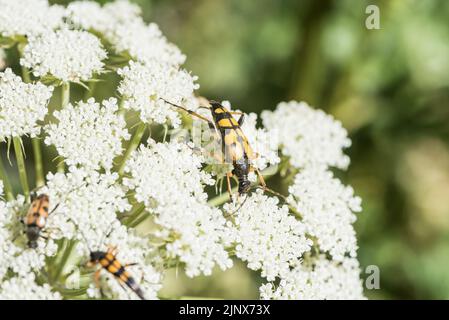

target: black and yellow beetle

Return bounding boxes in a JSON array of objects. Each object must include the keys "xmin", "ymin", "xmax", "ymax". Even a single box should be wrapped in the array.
[
  {"xmin": 162, "ymin": 98, "xmax": 266, "ymax": 198},
  {"xmin": 23, "ymin": 193, "xmax": 59, "ymax": 249},
  {"xmin": 88, "ymin": 245, "xmax": 146, "ymax": 300}
]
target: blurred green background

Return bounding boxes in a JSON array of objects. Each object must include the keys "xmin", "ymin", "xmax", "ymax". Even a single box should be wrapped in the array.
[{"xmin": 41, "ymin": 0, "xmax": 448, "ymax": 299}]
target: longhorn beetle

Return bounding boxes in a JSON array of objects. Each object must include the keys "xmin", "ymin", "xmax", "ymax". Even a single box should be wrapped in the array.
[
  {"xmin": 88, "ymin": 245, "xmax": 146, "ymax": 300},
  {"xmin": 22, "ymin": 184, "xmax": 87, "ymax": 249},
  {"xmin": 162, "ymin": 98, "xmax": 267, "ymax": 199},
  {"xmin": 73, "ymin": 226, "xmax": 146, "ymax": 300},
  {"xmin": 23, "ymin": 193, "xmax": 59, "ymax": 249}
]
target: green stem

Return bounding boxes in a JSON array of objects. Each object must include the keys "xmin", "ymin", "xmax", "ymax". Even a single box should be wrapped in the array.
[
  {"xmin": 19, "ymin": 45, "xmax": 45, "ymax": 187},
  {"xmin": 13, "ymin": 137, "xmax": 29, "ymax": 200},
  {"xmin": 21, "ymin": 65, "xmax": 31, "ymax": 83},
  {"xmin": 61, "ymin": 82, "xmax": 70, "ymax": 108},
  {"xmin": 129, "ymin": 211, "xmax": 149, "ymax": 228},
  {"xmin": 57, "ymin": 83, "xmax": 70, "ymax": 173},
  {"xmin": 0, "ymin": 154, "xmax": 14, "ymax": 201},
  {"xmin": 117, "ymin": 122, "xmax": 146, "ymax": 176},
  {"xmin": 32, "ymin": 139, "xmax": 44, "ymax": 188},
  {"xmin": 53, "ymin": 240, "xmax": 77, "ymax": 283},
  {"xmin": 122, "ymin": 203, "xmax": 145, "ymax": 226},
  {"xmin": 118, "ymin": 99, "xmax": 126, "ymax": 117}
]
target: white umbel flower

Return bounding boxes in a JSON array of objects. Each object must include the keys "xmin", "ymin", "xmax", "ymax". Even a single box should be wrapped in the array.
[
  {"xmin": 0, "ymin": 274, "xmax": 62, "ymax": 300},
  {"xmin": 155, "ymin": 199, "xmax": 233, "ymax": 278},
  {"xmin": 44, "ymin": 98, "xmax": 130, "ymax": 171},
  {"xmin": 0, "ymin": 0, "xmax": 64, "ymax": 37},
  {"xmin": 124, "ymin": 140, "xmax": 232, "ymax": 277},
  {"xmin": 288, "ymin": 166, "xmax": 362, "ymax": 261},
  {"xmin": 66, "ymin": 1, "xmax": 182, "ymax": 65},
  {"xmin": 124, "ymin": 140, "xmax": 213, "ymax": 208},
  {"xmin": 44, "ymin": 167, "xmax": 131, "ymax": 247},
  {"xmin": 0, "ymin": 68, "xmax": 53, "ymax": 140},
  {"xmin": 260, "ymin": 255, "xmax": 365, "ymax": 300},
  {"xmin": 0, "ymin": 191, "xmax": 16, "ymax": 280},
  {"xmin": 106, "ymin": 19, "xmax": 186, "ymax": 66},
  {"xmin": 224, "ymin": 190, "xmax": 312, "ymax": 281},
  {"xmin": 66, "ymin": 0, "xmax": 141, "ymax": 34},
  {"xmin": 262, "ymin": 101, "xmax": 351, "ymax": 169},
  {"xmin": 66, "ymin": 1, "xmax": 108, "ymax": 31},
  {"xmin": 0, "ymin": 194, "xmax": 58, "ymax": 282},
  {"xmin": 20, "ymin": 29, "xmax": 107, "ymax": 82},
  {"xmin": 118, "ymin": 61, "xmax": 199, "ymax": 126}
]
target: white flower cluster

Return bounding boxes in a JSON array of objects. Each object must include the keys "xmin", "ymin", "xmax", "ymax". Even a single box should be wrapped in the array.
[
  {"xmin": 44, "ymin": 98, "xmax": 130, "ymax": 171},
  {"xmin": 225, "ymin": 190, "xmax": 312, "ymax": 281},
  {"xmin": 262, "ymin": 101, "xmax": 351, "ymax": 169},
  {"xmin": 288, "ymin": 166, "xmax": 362, "ymax": 260},
  {"xmin": 118, "ymin": 61, "xmax": 199, "ymax": 126},
  {"xmin": 0, "ymin": 0, "xmax": 365, "ymax": 300},
  {"xmin": 66, "ymin": 1, "xmax": 185, "ymax": 66},
  {"xmin": 0, "ymin": 190, "xmax": 59, "ymax": 299},
  {"xmin": 260, "ymin": 255, "xmax": 365, "ymax": 300},
  {"xmin": 44, "ymin": 168, "xmax": 162, "ymax": 300},
  {"xmin": 0, "ymin": 275, "xmax": 62, "ymax": 300},
  {"xmin": 0, "ymin": 0, "xmax": 64, "ymax": 37},
  {"xmin": 20, "ymin": 29, "xmax": 107, "ymax": 82},
  {"xmin": 66, "ymin": 0, "xmax": 141, "ymax": 33},
  {"xmin": 124, "ymin": 140, "xmax": 233, "ymax": 277},
  {"xmin": 0, "ymin": 68, "xmax": 53, "ymax": 140},
  {"xmin": 107, "ymin": 20, "xmax": 186, "ymax": 66},
  {"xmin": 44, "ymin": 167, "xmax": 130, "ymax": 246}
]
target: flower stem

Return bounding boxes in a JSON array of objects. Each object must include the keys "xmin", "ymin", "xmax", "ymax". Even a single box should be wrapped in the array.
[
  {"xmin": 0, "ymin": 154, "xmax": 14, "ymax": 201},
  {"xmin": 21, "ymin": 65, "xmax": 31, "ymax": 83},
  {"xmin": 32, "ymin": 138, "xmax": 44, "ymax": 188},
  {"xmin": 58, "ymin": 83, "xmax": 70, "ymax": 173},
  {"xmin": 13, "ymin": 137, "xmax": 30, "ymax": 200},
  {"xmin": 52, "ymin": 239, "xmax": 77, "ymax": 283},
  {"xmin": 61, "ymin": 82, "xmax": 70, "ymax": 107},
  {"xmin": 118, "ymin": 99, "xmax": 126, "ymax": 116},
  {"xmin": 122, "ymin": 203, "xmax": 145, "ymax": 226},
  {"xmin": 117, "ymin": 122, "xmax": 146, "ymax": 176},
  {"xmin": 19, "ymin": 57, "xmax": 45, "ymax": 187}
]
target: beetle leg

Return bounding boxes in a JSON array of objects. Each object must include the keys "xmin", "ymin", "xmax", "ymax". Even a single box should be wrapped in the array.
[
  {"xmin": 107, "ymin": 245, "xmax": 118, "ymax": 256},
  {"xmin": 125, "ymin": 262, "xmax": 138, "ymax": 267},
  {"xmin": 94, "ymin": 268, "xmax": 102, "ymax": 289},
  {"xmin": 255, "ymin": 167, "xmax": 267, "ymax": 189}
]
